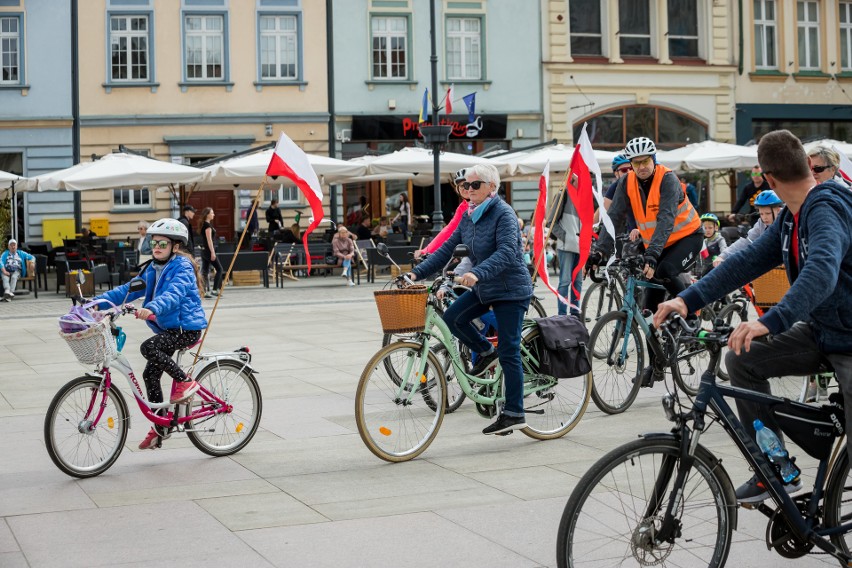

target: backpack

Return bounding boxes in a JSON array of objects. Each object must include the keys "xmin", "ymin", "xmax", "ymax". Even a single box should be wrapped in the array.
[{"xmin": 534, "ymin": 315, "xmax": 592, "ymax": 379}]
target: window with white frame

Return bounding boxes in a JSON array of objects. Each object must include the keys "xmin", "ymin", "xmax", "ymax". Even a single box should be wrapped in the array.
[
  {"xmin": 754, "ymin": 0, "xmax": 777, "ymax": 69},
  {"xmin": 113, "ymin": 188, "xmax": 151, "ymax": 209},
  {"xmin": 569, "ymin": 0, "xmax": 602, "ymax": 56},
  {"xmin": 446, "ymin": 17, "xmax": 481, "ymax": 80},
  {"xmin": 110, "ymin": 15, "xmax": 150, "ymax": 81},
  {"xmin": 797, "ymin": 0, "xmax": 820, "ymax": 69},
  {"xmin": 668, "ymin": 0, "xmax": 699, "ymax": 57},
  {"xmin": 185, "ymin": 14, "xmax": 224, "ymax": 80},
  {"xmin": 618, "ymin": 0, "xmax": 651, "ymax": 56},
  {"xmin": 842, "ymin": 1, "xmax": 852, "ymax": 71},
  {"xmin": 0, "ymin": 16, "xmax": 20, "ymax": 84},
  {"xmin": 260, "ymin": 15, "xmax": 298, "ymax": 80},
  {"xmin": 371, "ymin": 16, "xmax": 408, "ymax": 79},
  {"xmin": 264, "ymin": 185, "xmax": 300, "ymax": 205}
]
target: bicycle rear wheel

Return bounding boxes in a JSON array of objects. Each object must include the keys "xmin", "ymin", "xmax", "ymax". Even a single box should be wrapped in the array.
[
  {"xmin": 44, "ymin": 376, "xmax": 129, "ymax": 478},
  {"xmin": 824, "ymin": 450, "xmax": 852, "ymax": 555},
  {"xmin": 518, "ymin": 328, "xmax": 591, "ymax": 440},
  {"xmin": 432, "ymin": 342, "xmax": 467, "ymax": 413},
  {"xmin": 556, "ymin": 437, "xmax": 735, "ymax": 568},
  {"xmin": 356, "ymin": 341, "xmax": 446, "ymax": 462},
  {"xmin": 527, "ymin": 296, "xmax": 547, "ymax": 319},
  {"xmin": 716, "ymin": 303, "xmax": 746, "ymax": 382},
  {"xmin": 588, "ymin": 311, "xmax": 643, "ymax": 414},
  {"xmin": 185, "ymin": 360, "xmax": 262, "ymax": 456}
]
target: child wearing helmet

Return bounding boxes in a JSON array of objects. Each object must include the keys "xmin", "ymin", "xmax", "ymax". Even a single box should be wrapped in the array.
[
  {"xmin": 92, "ymin": 217, "xmax": 208, "ymax": 450},
  {"xmin": 697, "ymin": 213, "xmax": 727, "ymax": 276},
  {"xmin": 714, "ymin": 190, "xmax": 784, "ymax": 268}
]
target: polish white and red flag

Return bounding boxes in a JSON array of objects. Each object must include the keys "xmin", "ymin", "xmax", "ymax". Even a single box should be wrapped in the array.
[
  {"xmin": 532, "ymin": 160, "xmax": 571, "ymax": 309},
  {"xmin": 445, "ymin": 84, "xmax": 454, "ymax": 115},
  {"xmin": 266, "ymin": 132, "xmax": 325, "ymax": 270},
  {"xmin": 832, "ymin": 145, "xmax": 852, "ymax": 185}
]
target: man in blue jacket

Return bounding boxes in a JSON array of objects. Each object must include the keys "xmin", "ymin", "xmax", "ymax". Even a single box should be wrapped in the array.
[{"xmin": 654, "ymin": 129, "xmax": 852, "ymax": 503}]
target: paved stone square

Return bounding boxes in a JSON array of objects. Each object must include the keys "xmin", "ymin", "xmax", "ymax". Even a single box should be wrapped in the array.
[{"xmin": 0, "ymin": 278, "xmax": 835, "ymax": 566}]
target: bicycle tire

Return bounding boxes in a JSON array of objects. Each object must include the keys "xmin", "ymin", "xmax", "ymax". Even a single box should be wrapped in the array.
[
  {"xmin": 44, "ymin": 376, "xmax": 129, "ymax": 478},
  {"xmin": 588, "ymin": 311, "xmax": 643, "ymax": 414},
  {"xmin": 581, "ymin": 281, "xmax": 622, "ymax": 327},
  {"xmin": 355, "ymin": 341, "xmax": 446, "ymax": 462},
  {"xmin": 672, "ymin": 340, "xmax": 715, "ymax": 397},
  {"xmin": 432, "ymin": 343, "xmax": 467, "ymax": 413},
  {"xmin": 185, "ymin": 359, "xmax": 262, "ymax": 457},
  {"xmin": 716, "ymin": 303, "xmax": 747, "ymax": 382},
  {"xmin": 556, "ymin": 437, "xmax": 736, "ymax": 568},
  {"xmin": 528, "ymin": 296, "xmax": 547, "ymax": 319},
  {"xmin": 824, "ymin": 449, "xmax": 852, "ymax": 555},
  {"xmin": 517, "ymin": 327, "xmax": 592, "ymax": 440}
]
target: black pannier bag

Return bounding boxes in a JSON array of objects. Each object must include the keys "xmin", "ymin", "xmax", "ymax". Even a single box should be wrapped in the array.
[{"xmin": 534, "ymin": 315, "xmax": 591, "ymax": 379}]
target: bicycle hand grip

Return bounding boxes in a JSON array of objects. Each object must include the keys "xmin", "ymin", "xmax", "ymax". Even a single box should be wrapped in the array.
[{"xmin": 589, "ymin": 270, "xmax": 604, "ymax": 284}]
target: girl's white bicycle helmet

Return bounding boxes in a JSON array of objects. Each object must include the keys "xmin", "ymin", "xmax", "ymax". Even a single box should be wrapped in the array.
[
  {"xmin": 148, "ymin": 217, "xmax": 189, "ymax": 245},
  {"xmin": 623, "ymin": 137, "xmax": 657, "ymax": 160}
]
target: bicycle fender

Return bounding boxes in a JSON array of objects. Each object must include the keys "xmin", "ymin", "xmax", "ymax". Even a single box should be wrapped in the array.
[
  {"xmin": 195, "ymin": 356, "xmax": 259, "ymax": 377},
  {"xmin": 639, "ymin": 432, "xmax": 739, "ymax": 531}
]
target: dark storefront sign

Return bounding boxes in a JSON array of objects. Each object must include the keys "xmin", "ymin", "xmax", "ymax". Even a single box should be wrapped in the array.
[{"xmin": 352, "ymin": 114, "xmax": 508, "ymax": 141}]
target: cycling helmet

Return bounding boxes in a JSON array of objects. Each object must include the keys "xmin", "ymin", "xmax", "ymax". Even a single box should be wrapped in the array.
[
  {"xmin": 623, "ymin": 137, "xmax": 657, "ymax": 160},
  {"xmin": 611, "ymin": 154, "xmax": 630, "ymax": 171},
  {"xmin": 147, "ymin": 217, "xmax": 189, "ymax": 246},
  {"xmin": 700, "ymin": 213, "xmax": 720, "ymax": 227},
  {"xmin": 754, "ymin": 189, "xmax": 784, "ymax": 207},
  {"xmin": 454, "ymin": 168, "xmax": 467, "ymax": 184}
]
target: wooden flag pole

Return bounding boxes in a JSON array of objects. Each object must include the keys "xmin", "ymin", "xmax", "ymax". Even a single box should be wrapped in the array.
[
  {"xmin": 191, "ymin": 178, "xmax": 267, "ymax": 366},
  {"xmin": 530, "ymin": 167, "xmax": 573, "ymax": 283}
]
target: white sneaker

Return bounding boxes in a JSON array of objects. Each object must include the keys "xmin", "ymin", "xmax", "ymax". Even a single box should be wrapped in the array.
[
  {"xmin": 8, "ymin": 291, "xmax": 14, "ymax": 297},
  {"xmin": 348, "ymin": 280, "xmax": 355, "ymax": 287}
]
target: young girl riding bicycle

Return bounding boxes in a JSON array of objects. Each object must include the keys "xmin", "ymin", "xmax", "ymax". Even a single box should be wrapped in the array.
[{"xmin": 93, "ymin": 218, "xmax": 208, "ymax": 450}]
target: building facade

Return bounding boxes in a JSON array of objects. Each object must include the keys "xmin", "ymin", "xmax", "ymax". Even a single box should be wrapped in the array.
[
  {"xmin": 544, "ymin": 0, "xmax": 739, "ymax": 210},
  {"xmin": 332, "ymin": 0, "xmax": 545, "ymax": 223},
  {"xmin": 0, "ymin": 0, "xmax": 75, "ymax": 241},
  {"xmin": 734, "ymin": 0, "xmax": 852, "ymax": 145},
  {"xmin": 76, "ymin": 0, "xmax": 330, "ymax": 240}
]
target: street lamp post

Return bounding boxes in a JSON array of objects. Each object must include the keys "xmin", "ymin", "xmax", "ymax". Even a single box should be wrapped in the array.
[{"xmin": 419, "ymin": 0, "xmax": 451, "ymax": 235}]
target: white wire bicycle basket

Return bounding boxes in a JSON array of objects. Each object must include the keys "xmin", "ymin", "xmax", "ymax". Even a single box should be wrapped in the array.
[{"xmin": 59, "ymin": 318, "xmax": 119, "ymax": 367}]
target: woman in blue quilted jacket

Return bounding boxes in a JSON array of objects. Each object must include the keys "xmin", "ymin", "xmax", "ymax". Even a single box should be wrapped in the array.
[
  {"xmin": 408, "ymin": 164, "xmax": 533, "ymax": 436},
  {"xmin": 94, "ymin": 217, "xmax": 207, "ymax": 450}
]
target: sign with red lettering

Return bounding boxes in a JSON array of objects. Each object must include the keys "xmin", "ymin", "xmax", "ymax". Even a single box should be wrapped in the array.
[{"xmin": 351, "ymin": 114, "xmax": 507, "ymax": 141}]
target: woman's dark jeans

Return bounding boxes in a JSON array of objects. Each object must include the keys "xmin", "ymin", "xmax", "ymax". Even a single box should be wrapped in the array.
[{"xmin": 443, "ymin": 290, "xmax": 530, "ymax": 417}]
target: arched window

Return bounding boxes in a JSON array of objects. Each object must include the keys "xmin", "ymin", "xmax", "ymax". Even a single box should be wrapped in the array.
[{"xmin": 573, "ymin": 105, "xmax": 708, "ymax": 151}]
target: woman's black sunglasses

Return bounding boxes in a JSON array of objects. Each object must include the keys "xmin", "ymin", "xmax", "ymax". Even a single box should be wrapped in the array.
[
  {"xmin": 811, "ymin": 165, "xmax": 832, "ymax": 173},
  {"xmin": 462, "ymin": 180, "xmax": 488, "ymax": 190}
]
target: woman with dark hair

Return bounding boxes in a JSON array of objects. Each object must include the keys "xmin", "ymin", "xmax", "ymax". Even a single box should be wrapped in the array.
[
  {"xmin": 393, "ymin": 193, "xmax": 411, "ymax": 239},
  {"xmin": 198, "ymin": 207, "xmax": 223, "ymax": 298}
]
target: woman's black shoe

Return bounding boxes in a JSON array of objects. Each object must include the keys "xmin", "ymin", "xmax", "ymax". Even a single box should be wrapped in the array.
[{"xmin": 470, "ymin": 351, "xmax": 499, "ymax": 376}]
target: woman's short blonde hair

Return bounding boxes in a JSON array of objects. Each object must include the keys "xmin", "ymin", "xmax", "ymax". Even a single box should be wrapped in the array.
[
  {"xmin": 807, "ymin": 146, "xmax": 840, "ymax": 168},
  {"xmin": 137, "ymin": 220, "xmax": 149, "ymax": 230}
]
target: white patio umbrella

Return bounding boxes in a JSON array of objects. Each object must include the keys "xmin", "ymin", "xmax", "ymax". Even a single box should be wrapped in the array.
[
  {"xmin": 1, "ymin": 169, "xmax": 28, "ymax": 242},
  {"xmin": 201, "ymin": 148, "xmax": 368, "ymax": 187},
  {"xmin": 23, "ymin": 152, "xmax": 208, "ymax": 192},
  {"xmin": 365, "ymin": 147, "xmax": 492, "ymax": 183},
  {"xmin": 803, "ymin": 138, "xmax": 852, "ymax": 159},
  {"xmin": 0, "ymin": 168, "xmax": 20, "ymax": 189},
  {"xmin": 656, "ymin": 140, "xmax": 758, "ymax": 171},
  {"xmin": 510, "ymin": 144, "xmax": 616, "ymax": 177}
]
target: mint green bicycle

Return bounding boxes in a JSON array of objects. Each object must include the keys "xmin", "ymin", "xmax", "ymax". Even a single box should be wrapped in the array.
[{"xmin": 355, "ymin": 252, "xmax": 592, "ymax": 463}]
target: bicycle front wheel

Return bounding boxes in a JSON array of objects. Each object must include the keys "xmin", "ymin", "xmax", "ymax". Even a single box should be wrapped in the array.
[
  {"xmin": 356, "ymin": 341, "xmax": 446, "ymax": 462},
  {"xmin": 581, "ymin": 281, "xmax": 622, "ymax": 326},
  {"xmin": 44, "ymin": 376, "xmax": 129, "ymax": 478},
  {"xmin": 556, "ymin": 437, "xmax": 736, "ymax": 568},
  {"xmin": 518, "ymin": 328, "xmax": 592, "ymax": 440},
  {"xmin": 186, "ymin": 360, "xmax": 262, "ymax": 456},
  {"xmin": 432, "ymin": 342, "xmax": 467, "ymax": 413},
  {"xmin": 672, "ymin": 340, "xmax": 715, "ymax": 397},
  {"xmin": 716, "ymin": 303, "xmax": 747, "ymax": 382},
  {"xmin": 589, "ymin": 311, "xmax": 643, "ymax": 414}
]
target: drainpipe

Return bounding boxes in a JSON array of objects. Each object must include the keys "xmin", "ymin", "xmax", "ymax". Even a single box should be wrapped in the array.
[
  {"xmin": 71, "ymin": 0, "xmax": 81, "ymax": 232},
  {"xmin": 737, "ymin": 0, "xmax": 744, "ymax": 76},
  {"xmin": 326, "ymin": 0, "xmax": 337, "ymax": 224}
]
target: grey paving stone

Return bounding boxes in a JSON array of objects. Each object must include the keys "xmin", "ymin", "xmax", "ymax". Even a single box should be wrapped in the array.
[{"xmin": 195, "ymin": 491, "xmax": 328, "ymax": 531}]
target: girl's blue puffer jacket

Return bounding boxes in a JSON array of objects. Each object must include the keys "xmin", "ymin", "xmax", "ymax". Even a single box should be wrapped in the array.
[
  {"xmin": 412, "ymin": 197, "xmax": 533, "ymax": 304},
  {"xmin": 94, "ymin": 255, "xmax": 207, "ymax": 333}
]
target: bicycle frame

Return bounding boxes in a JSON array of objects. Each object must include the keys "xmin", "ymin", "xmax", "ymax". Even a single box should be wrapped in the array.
[
  {"xmin": 655, "ymin": 332, "xmax": 852, "ymax": 563},
  {"xmin": 80, "ymin": 335, "xmax": 253, "ymax": 432},
  {"xmin": 609, "ymin": 268, "xmax": 669, "ymax": 365},
  {"xmin": 393, "ymin": 300, "xmax": 554, "ymax": 410}
]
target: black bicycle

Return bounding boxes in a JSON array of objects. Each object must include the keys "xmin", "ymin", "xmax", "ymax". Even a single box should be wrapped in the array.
[{"xmin": 556, "ymin": 314, "xmax": 852, "ymax": 567}]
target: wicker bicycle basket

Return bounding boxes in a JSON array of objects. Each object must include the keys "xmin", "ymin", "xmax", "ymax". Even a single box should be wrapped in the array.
[
  {"xmin": 752, "ymin": 266, "xmax": 790, "ymax": 309},
  {"xmin": 59, "ymin": 319, "xmax": 119, "ymax": 367},
  {"xmin": 373, "ymin": 285, "xmax": 429, "ymax": 334}
]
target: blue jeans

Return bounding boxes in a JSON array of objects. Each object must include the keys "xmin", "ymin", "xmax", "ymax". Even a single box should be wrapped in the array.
[
  {"xmin": 557, "ymin": 250, "xmax": 582, "ymax": 316},
  {"xmin": 443, "ymin": 291, "xmax": 530, "ymax": 417},
  {"xmin": 341, "ymin": 258, "xmax": 352, "ymax": 275}
]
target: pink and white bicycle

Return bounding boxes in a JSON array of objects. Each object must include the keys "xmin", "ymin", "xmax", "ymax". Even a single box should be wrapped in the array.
[{"xmin": 44, "ymin": 279, "xmax": 262, "ymax": 478}]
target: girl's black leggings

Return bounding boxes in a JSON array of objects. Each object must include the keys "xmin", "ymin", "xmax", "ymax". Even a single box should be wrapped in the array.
[{"xmin": 140, "ymin": 329, "xmax": 202, "ymax": 403}]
